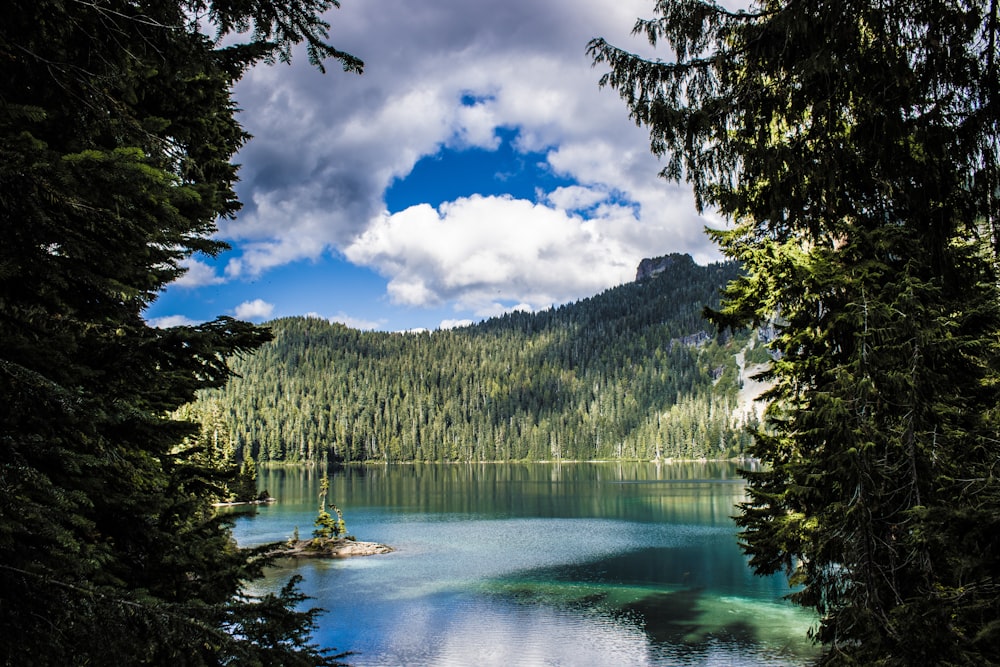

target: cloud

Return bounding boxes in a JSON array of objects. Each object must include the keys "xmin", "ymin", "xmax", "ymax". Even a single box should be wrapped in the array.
[
  {"xmin": 305, "ymin": 310, "xmax": 386, "ymax": 331},
  {"xmin": 234, "ymin": 299, "xmax": 275, "ymax": 321},
  {"xmin": 172, "ymin": 258, "xmax": 225, "ymax": 288},
  {"xmin": 325, "ymin": 311, "xmax": 386, "ymax": 331},
  {"xmin": 344, "ymin": 194, "xmax": 644, "ymax": 312},
  {"xmin": 215, "ymin": 0, "xmax": 722, "ymax": 304},
  {"xmin": 439, "ymin": 318, "xmax": 474, "ymax": 330},
  {"xmin": 545, "ymin": 185, "xmax": 610, "ymax": 213},
  {"xmin": 147, "ymin": 314, "xmax": 201, "ymax": 328}
]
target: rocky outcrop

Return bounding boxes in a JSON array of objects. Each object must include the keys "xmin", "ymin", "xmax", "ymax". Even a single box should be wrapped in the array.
[
  {"xmin": 669, "ymin": 330, "xmax": 711, "ymax": 350},
  {"xmin": 272, "ymin": 537, "xmax": 393, "ymax": 559},
  {"xmin": 635, "ymin": 253, "xmax": 692, "ymax": 282}
]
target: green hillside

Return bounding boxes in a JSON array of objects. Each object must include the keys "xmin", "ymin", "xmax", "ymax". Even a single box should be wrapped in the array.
[{"xmin": 186, "ymin": 254, "xmax": 767, "ymax": 463}]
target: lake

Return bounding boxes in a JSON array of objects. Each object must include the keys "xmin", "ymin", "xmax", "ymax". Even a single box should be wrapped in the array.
[{"xmin": 226, "ymin": 462, "xmax": 819, "ymax": 666}]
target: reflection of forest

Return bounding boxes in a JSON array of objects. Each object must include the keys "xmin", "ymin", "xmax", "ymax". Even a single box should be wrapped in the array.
[{"xmin": 260, "ymin": 461, "xmax": 751, "ymax": 524}]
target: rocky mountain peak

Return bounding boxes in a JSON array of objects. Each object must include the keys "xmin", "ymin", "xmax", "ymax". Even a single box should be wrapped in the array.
[{"xmin": 635, "ymin": 253, "xmax": 692, "ymax": 282}]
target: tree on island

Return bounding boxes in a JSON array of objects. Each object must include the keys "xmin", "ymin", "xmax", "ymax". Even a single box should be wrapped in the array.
[
  {"xmin": 1, "ymin": 0, "xmax": 361, "ymax": 664},
  {"xmin": 314, "ymin": 476, "xmax": 349, "ymax": 542},
  {"xmin": 592, "ymin": 1, "xmax": 1000, "ymax": 664}
]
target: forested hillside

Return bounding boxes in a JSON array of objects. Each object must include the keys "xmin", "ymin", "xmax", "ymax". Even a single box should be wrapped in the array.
[{"xmin": 190, "ymin": 254, "xmax": 767, "ymax": 463}]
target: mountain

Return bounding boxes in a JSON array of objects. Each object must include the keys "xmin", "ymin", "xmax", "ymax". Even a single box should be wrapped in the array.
[
  {"xmin": 186, "ymin": 254, "xmax": 771, "ymax": 463},
  {"xmin": 635, "ymin": 254, "xmax": 683, "ymax": 281}
]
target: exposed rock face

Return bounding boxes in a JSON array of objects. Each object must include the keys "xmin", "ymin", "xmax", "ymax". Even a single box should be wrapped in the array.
[
  {"xmin": 635, "ymin": 253, "xmax": 691, "ymax": 282},
  {"xmin": 669, "ymin": 330, "xmax": 711, "ymax": 350}
]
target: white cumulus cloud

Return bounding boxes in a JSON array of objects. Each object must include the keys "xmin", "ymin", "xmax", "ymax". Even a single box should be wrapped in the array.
[
  {"xmin": 234, "ymin": 299, "xmax": 275, "ymax": 321},
  {"xmin": 204, "ymin": 0, "xmax": 723, "ymax": 315},
  {"xmin": 344, "ymin": 194, "xmax": 641, "ymax": 313},
  {"xmin": 172, "ymin": 258, "xmax": 225, "ymax": 288},
  {"xmin": 327, "ymin": 311, "xmax": 386, "ymax": 331},
  {"xmin": 147, "ymin": 314, "xmax": 202, "ymax": 328}
]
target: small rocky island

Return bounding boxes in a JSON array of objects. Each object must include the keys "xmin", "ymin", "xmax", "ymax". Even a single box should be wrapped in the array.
[
  {"xmin": 272, "ymin": 474, "xmax": 392, "ymax": 559},
  {"xmin": 274, "ymin": 536, "xmax": 393, "ymax": 559}
]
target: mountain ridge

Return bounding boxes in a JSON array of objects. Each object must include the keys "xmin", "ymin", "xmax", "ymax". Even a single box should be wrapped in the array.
[{"xmin": 185, "ymin": 254, "xmax": 769, "ymax": 463}]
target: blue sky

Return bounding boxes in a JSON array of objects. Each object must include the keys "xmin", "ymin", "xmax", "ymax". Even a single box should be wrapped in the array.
[{"xmin": 145, "ymin": 0, "xmax": 725, "ymax": 332}]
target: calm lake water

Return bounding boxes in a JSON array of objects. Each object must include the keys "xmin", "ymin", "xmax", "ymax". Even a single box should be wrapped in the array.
[{"xmin": 226, "ymin": 462, "xmax": 819, "ymax": 666}]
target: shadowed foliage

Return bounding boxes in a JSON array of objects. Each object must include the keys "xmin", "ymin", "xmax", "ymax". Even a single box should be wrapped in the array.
[
  {"xmin": 1, "ymin": 0, "xmax": 360, "ymax": 663},
  {"xmin": 592, "ymin": 1, "xmax": 1000, "ymax": 664}
]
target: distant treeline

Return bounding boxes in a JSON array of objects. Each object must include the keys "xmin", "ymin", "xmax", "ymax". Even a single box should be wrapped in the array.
[{"xmin": 187, "ymin": 254, "xmax": 765, "ymax": 463}]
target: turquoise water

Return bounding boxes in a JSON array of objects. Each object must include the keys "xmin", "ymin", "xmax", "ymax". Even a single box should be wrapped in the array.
[{"xmin": 226, "ymin": 462, "xmax": 818, "ymax": 666}]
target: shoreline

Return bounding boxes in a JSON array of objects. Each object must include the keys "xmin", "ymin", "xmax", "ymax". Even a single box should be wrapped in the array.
[
  {"xmin": 258, "ymin": 457, "xmax": 762, "ymax": 468},
  {"xmin": 212, "ymin": 497, "xmax": 276, "ymax": 507}
]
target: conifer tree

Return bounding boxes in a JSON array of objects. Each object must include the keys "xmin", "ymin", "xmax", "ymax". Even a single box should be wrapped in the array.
[
  {"xmin": 1, "ymin": 0, "xmax": 360, "ymax": 663},
  {"xmin": 591, "ymin": 1, "xmax": 1000, "ymax": 664},
  {"xmin": 313, "ymin": 476, "xmax": 338, "ymax": 540}
]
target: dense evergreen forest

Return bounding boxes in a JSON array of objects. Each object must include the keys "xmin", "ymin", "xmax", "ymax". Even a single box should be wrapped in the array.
[
  {"xmin": 592, "ymin": 1, "xmax": 1000, "ymax": 663},
  {"xmin": 187, "ymin": 254, "xmax": 769, "ymax": 464},
  {"xmin": 1, "ymin": 1, "xmax": 362, "ymax": 663}
]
